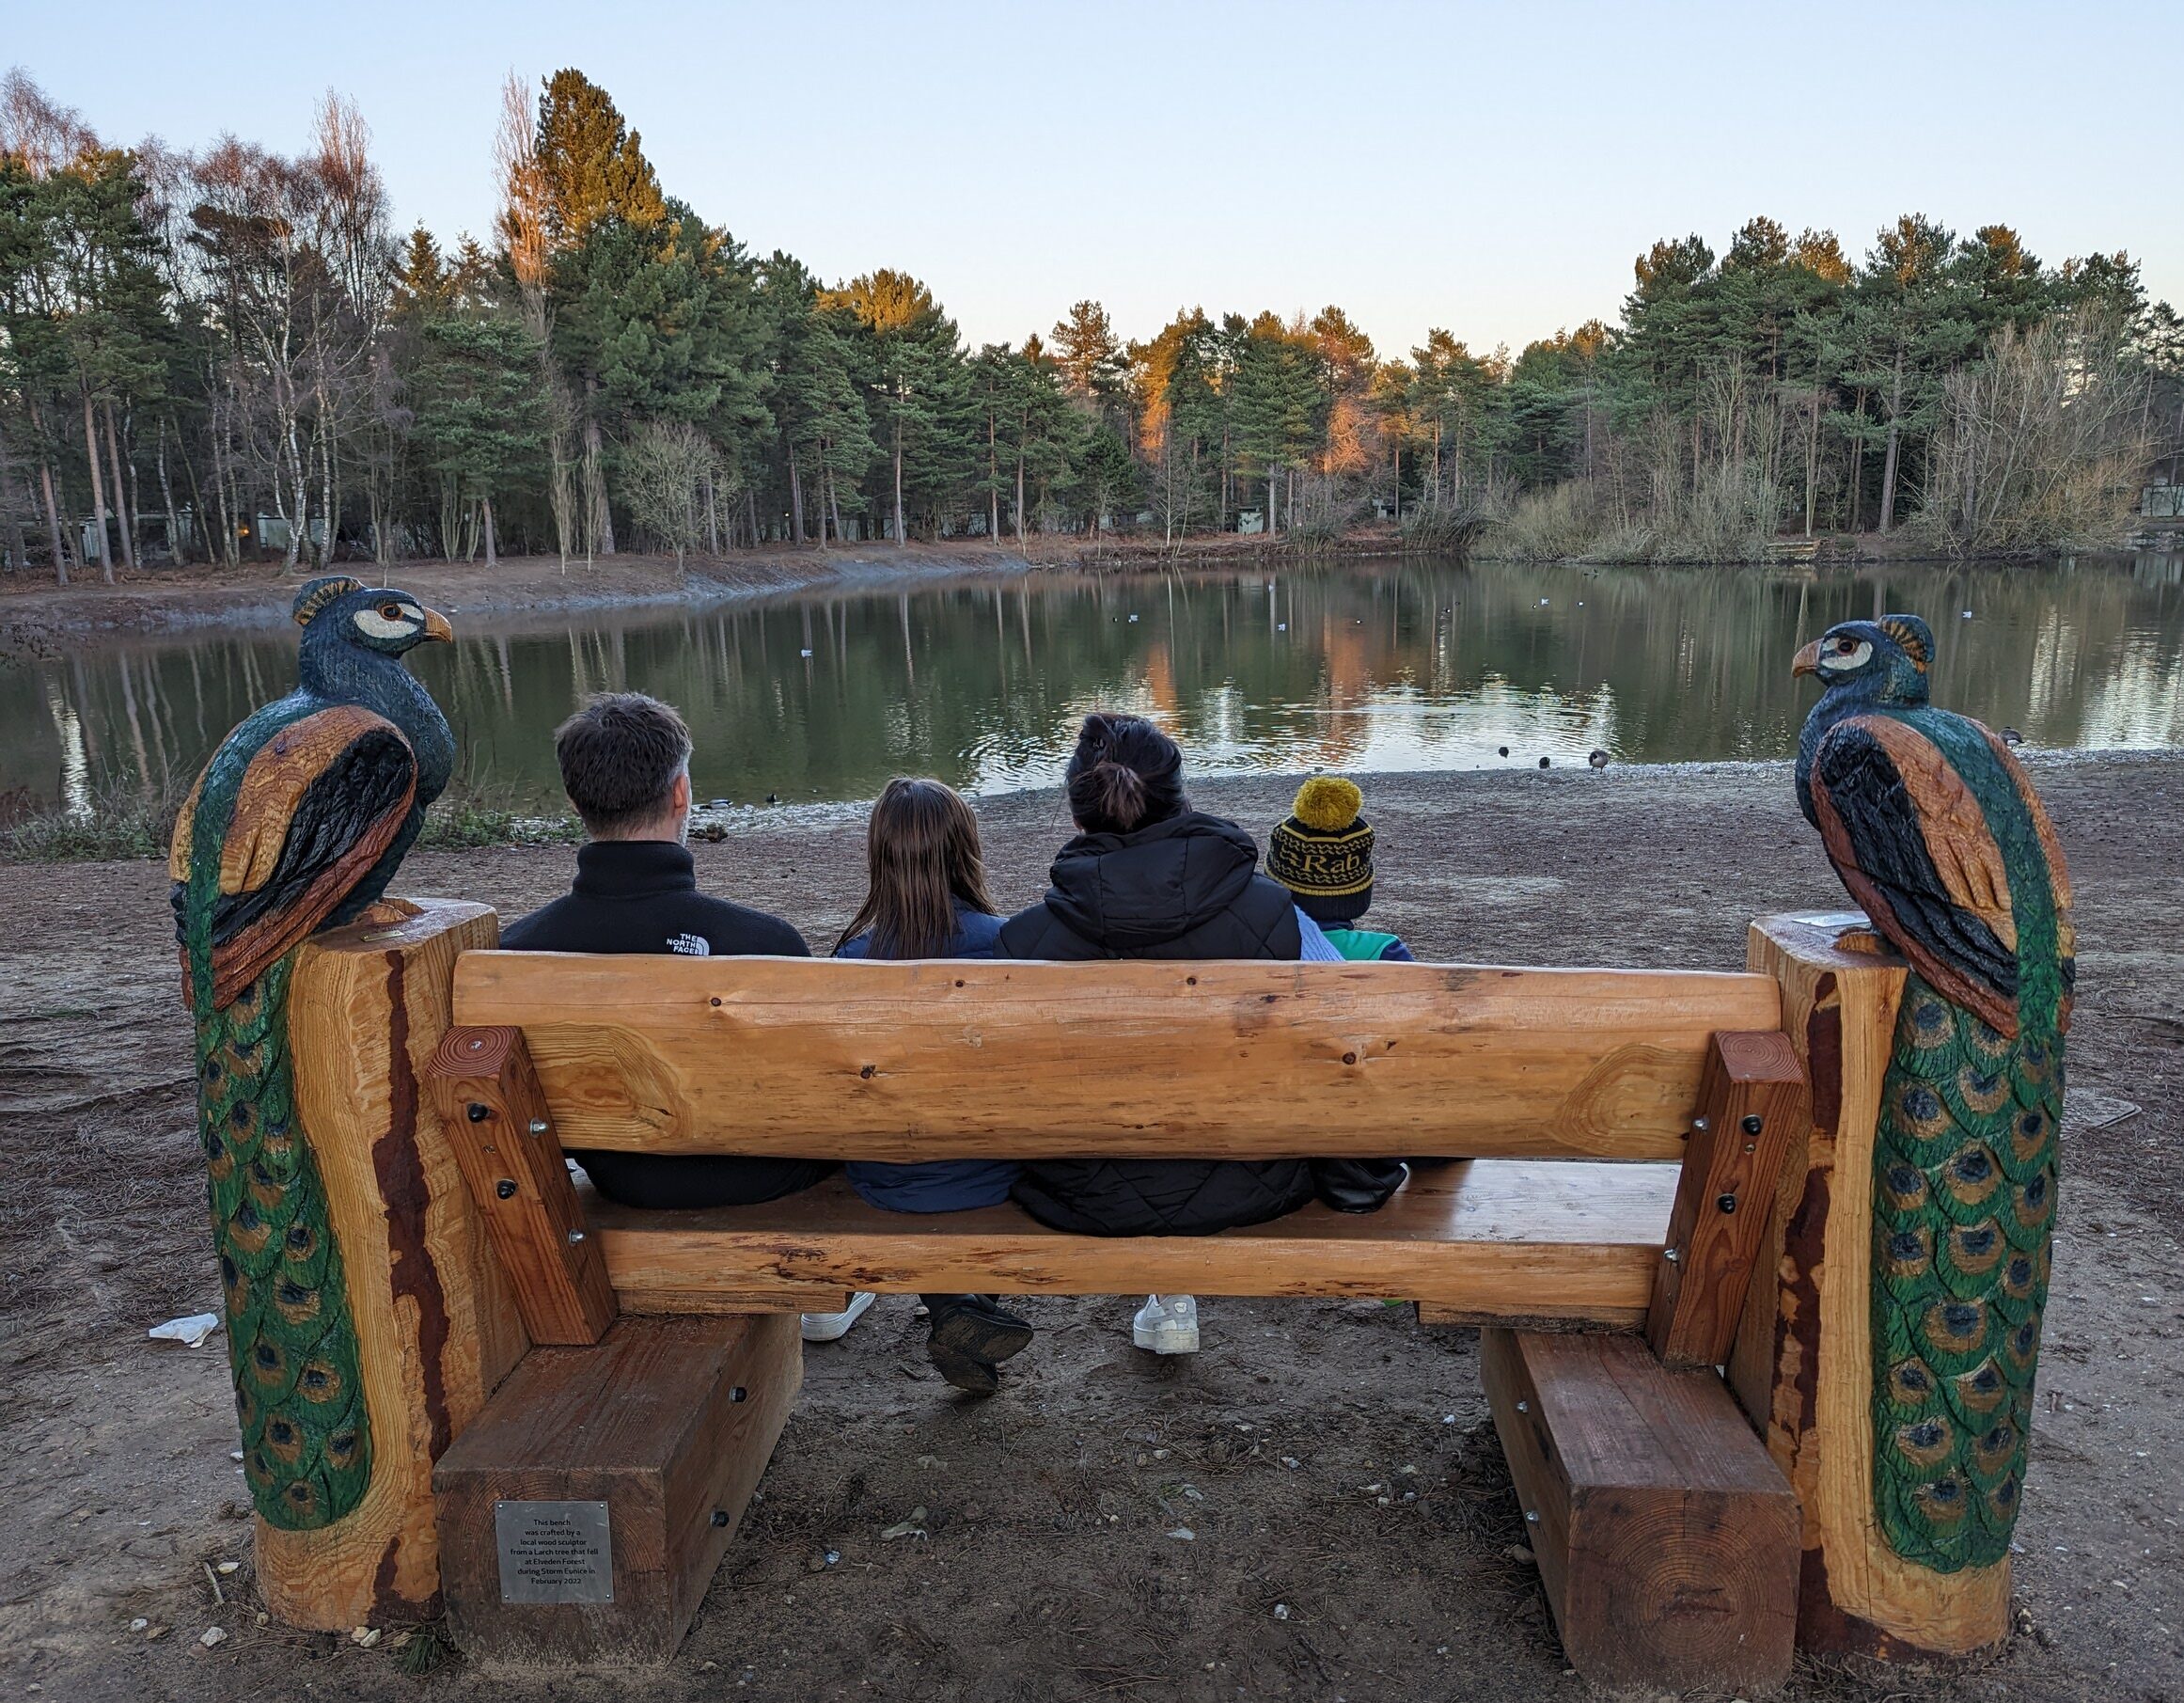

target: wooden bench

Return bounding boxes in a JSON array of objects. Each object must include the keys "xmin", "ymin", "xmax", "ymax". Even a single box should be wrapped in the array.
[{"xmin": 257, "ymin": 900, "xmax": 2005, "ymax": 1686}]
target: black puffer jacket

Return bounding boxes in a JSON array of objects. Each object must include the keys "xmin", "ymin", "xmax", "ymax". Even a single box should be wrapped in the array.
[{"xmin": 997, "ymin": 810, "xmax": 1406, "ymax": 1235}]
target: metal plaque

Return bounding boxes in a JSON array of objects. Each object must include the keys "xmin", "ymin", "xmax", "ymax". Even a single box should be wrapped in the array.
[{"xmin": 494, "ymin": 1499, "xmax": 614, "ymax": 1604}]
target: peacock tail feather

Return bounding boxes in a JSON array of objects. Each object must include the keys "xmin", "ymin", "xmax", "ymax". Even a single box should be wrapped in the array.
[
  {"xmin": 1869, "ymin": 973, "xmax": 2060, "ymax": 1570},
  {"xmin": 184, "ymin": 717, "xmax": 372, "ymax": 1532}
]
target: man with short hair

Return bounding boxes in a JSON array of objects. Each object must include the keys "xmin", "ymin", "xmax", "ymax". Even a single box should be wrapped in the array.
[{"xmin": 502, "ymin": 693, "xmax": 872, "ymax": 1339}]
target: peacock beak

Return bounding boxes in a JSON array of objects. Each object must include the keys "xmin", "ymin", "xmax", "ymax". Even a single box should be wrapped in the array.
[
  {"xmin": 421, "ymin": 607, "xmax": 454, "ymax": 644},
  {"xmin": 1791, "ymin": 639, "xmax": 1823, "ymax": 678}
]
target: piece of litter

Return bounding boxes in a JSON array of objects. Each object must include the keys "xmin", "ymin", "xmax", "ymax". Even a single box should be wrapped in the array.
[
  {"xmin": 824, "ymin": 1550, "xmax": 841, "ymax": 1566},
  {"xmin": 199, "ymin": 1627, "xmax": 228, "ymax": 1648},
  {"xmin": 351, "ymin": 1626, "xmax": 382, "ymax": 1648},
  {"xmin": 216, "ymin": 1561, "xmax": 241, "ymax": 1575},
  {"xmin": 1359, "ymin": 1483, "xmax": 1384, "ymax": 1494},
  {"xmin": 1182, "ymin": 1486, "xmax": 1203, "ymax": 1501},
  {"xmin": 1397, "ymin": 1464, "xmax": 1418, "ymax": 1475},
  {"xmin": 150, "ymin": 1314, "xmax": 222, "ymax": 1348},
  {"xmin": 1441, "ymin": 1413, "xmax": 1456, "ymax": 1425},
  {"xmin": 1281, "ymin": 1457, "xmax": 1300, "ymax": 1469},
  {"xmin": 228, "ymin": 1450, "xmax": 244, "ymax": 1463},
  {"xmin": 1152, "ymin": 1448, "xmax": 1169, "ymax": 1459},
  {"xmin": 1273, "ymin": 1604, "xmax": 1291, "ymax": 1620},
  {"xmin": 129, "ymin": 1618, "xmax": 149, "ymax": 1632},
  {"xmin": 1167, "ymin": 1527, "xmax": 1195, "ymax": 1540},
  {"xmin": 880, "ymin": 1506, "xmax": 929, "ymax": 1540}
]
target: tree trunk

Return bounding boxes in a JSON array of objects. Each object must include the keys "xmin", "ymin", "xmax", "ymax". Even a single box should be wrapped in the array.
[
  {"xmin": 39, "ymin": 457, "xmax": 71, "ymax": 584},
  {"xmin": 1267, "ymin": 467, "xmax": 1278, "ymax": 539},
  {"xmin": 827, "ymin": 465, "xmax": 845, "ymax": 546},
  {"xmin": 82, "ymin": 391, "xmax": 115, "ymax": 583},
  {"xmin": 1878, "ymin": 352, "xmax": 1905, "ymax": 535},
  {"xmin": 481, "ymin": 494, "xmax": 498, "ymax": 568},
  {"xmin": 102, "ymin": 399, "xmax": 137, "ymax": 571},
  {"xmin": 1803, "ymin": 388, "xmax": 1821, "ymax": 538},
  {"xmin": 891, "ymin": 417, "xmax": 905, "ymax": 546},
  {"xmin": 582, "ymin": 380, "xmax": 614, "ymax": 558},
  {"xmin": 1014, "ymin": 423, "xmax": 1027, "ymax": 549},
  {"xmin": 787, "ymin": 454, "xmax": 807, "ymax": 545},
  {"xmin": 988, "ymin": 413, "xmax": 1000, "ymax": 545},
  {"xmin": 704, "ymin": 471, "xmax": 719, "ymax": 556},
  {"xmin": 157, "ymin": 415, "xmax": 185, "ymax": 564}
]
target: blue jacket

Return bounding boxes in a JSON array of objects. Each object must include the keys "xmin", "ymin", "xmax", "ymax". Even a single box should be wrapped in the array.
[{"xmin": 836, "ymin": 903, "xmax": 1018, "ymax": 1212}]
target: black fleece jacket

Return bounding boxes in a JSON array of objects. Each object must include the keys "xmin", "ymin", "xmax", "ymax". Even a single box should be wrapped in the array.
[
  {"xmin": 996, "ymin": 811, "xmax": 1406, "ymax": 1235},
  {"xmin": 498, "ymin": 840, "xmax": 830, "ymax": 1210}
]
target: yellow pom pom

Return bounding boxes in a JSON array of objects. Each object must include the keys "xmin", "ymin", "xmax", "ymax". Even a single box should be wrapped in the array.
[{"xmin": 1291, "ymin": 775, "xmax": 1363, "ymax": 833}]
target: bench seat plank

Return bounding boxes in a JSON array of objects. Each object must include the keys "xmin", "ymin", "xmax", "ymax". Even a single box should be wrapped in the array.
[
  {"xmin": 451, "ymin": 954, "xmax": 1782, "ymax": 1161},
  {"xmin": 584, "ymin": 1159, "xmax": 1678, "ymax": 1326}
]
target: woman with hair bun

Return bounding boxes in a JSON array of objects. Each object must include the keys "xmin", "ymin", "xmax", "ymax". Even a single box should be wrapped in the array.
[{"xmin": 997, "ymin": 713, "xmax": 1406, "ymax": 1354}]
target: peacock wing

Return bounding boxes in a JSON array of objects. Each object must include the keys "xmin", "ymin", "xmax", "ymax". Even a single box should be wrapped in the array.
[
  {"xmin": 1808, "ymin": 714, "xmax": 2021, "ymax": 1037},
  {"xmin": 189, "ymin": 704, "xmax": 419, "ymax": 1012}
]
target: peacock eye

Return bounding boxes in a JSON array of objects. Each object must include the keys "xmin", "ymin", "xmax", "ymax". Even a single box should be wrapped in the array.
[{"xmin": 379, "ymin": 603, "xmax": 402, "ymax": 620}]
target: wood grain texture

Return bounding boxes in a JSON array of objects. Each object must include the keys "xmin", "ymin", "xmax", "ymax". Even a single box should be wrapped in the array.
[
  {"xmin": 1645, "ymin": 1030, "xmax": 1807, "ymax": 1368},
  {"xmin": 450, "ymin": 954, "xmax": 1783, "ymax": 1160},
  {"xmin": 1482, "ymin": 1328, "xmax": 1799, "ymax": 1692},
  {"xmin": 221, "ymin": 704, "xmax": 406, "ymax": 894},
  {"xmin": 260, "ymin": 898, "xmax": 528, "ymax": 1631},
  {"xmin": 432, "ymin": 1315, "xmax": 799, "ymax": 1664},
  {"xmin": 1737, "ymin": 913, "xmax": 2010, "ymax": 1659},
  {"xmin": 427, "ymin": 1026, "xmax": 617, "ymax": 1346},
  {"xmin": 586, "ymin": 1161, "xmax": 1677, "ymax": 1320}
]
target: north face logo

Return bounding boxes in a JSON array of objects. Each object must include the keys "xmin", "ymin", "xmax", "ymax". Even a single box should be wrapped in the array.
[{"xmin": 667, "ymin": 933, "xmax": 711, "ymax": 957}]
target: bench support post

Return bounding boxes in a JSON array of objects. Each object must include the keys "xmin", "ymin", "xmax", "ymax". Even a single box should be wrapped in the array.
[
  {"xmin": 427, "ymin": 1025, "xmax": 618, "ymax": 1345},
  {"xmin": 261, "ymin": 898, "xmax": 529, "ymax": 1630},
  {"xmin": 1736, "ymin": 913, "xmax": 2011, "ymax": 1660},
  {"xmin": 1645, "ymin": 1030, "xmax": 1806, "ymax": 1366}
]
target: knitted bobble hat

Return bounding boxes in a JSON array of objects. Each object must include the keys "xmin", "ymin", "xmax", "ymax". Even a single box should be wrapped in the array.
[{"xmin": 1267, "ymin": 775, "xmax": 1375, "ymax": 923}]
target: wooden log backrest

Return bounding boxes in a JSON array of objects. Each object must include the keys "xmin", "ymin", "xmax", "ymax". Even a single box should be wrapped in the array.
[{"xmin": 447, "ymin": 953, "xmax": 1786, "ymax": 1161}]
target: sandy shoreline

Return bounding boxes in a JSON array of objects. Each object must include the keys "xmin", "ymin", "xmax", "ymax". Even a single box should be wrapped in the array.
[{"xmin": 4, "ymin": 753, "xmax": 2181, "ymax": 1701}]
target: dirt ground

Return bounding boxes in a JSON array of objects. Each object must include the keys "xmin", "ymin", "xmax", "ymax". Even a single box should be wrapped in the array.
[{"xmin": 2, "ymin": 754, "xmax": 2179, "ymax": 1703}]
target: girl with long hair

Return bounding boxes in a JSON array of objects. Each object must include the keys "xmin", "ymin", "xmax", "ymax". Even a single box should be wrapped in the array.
[{"xmin": 834, "ymin": 778, "xmax": 1033, "ymax": 1393}]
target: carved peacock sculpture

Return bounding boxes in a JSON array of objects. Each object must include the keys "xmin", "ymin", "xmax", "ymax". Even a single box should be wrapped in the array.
[
  {"xmin": 1793, "ymin": 613, "xmax": 2070, "ymax": 1573},
  {"xmin": 171, "ymin": 576, "xmax": 453, "ymax": 1529}
]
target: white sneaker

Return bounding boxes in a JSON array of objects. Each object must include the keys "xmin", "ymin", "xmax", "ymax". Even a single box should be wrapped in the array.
[
  {"xmin": 1132, "ymin": 1293, "xmax": 1200, "ymax": 1355},
  {"xmin": 801, "ymin": 1292, "xmax": 876, "ymax": 1343}
]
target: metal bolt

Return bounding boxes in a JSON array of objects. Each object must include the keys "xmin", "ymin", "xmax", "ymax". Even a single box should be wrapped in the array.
[
  {"xmin": 465, "ymin": 1102, "xmax": 489, "ymax": 1123},
  {"xmin": 495, "ymin": 1179, "xmax": 517, "ymax": 1200},
  {"xmin": 1717, "ymin": 1193, "xmax": 1738, "ymax": 1214},
  {"xmin": 1743, "ymin": 1142, "xmax": 1757, "ymax": 1154},
  {"xmin": 730, "ymin": 1386, "xmax": 747, "ymax": 1404},
  {"xmin": 711, "ymin": 1510, "xmax": 730, "ymax": 1527},
  {"xmin": 1516, "ymin": 1400, "xmax": 1530, "ymax": 1414},
  {"xmin": 567, "ymin": 1230, "xmax": 586, "ymax": 1244},
  {"xmin": 1691, "ymin": 1116, "xmax": 1709, "ymax": 1134},
  {"xmin": 1663, "ymin": 1246, "xmax": 1680, "ymax": 1264},
  {"xmin": 1741, "ymin": 1114, "xmax": 1765, "ymax": 1136},
  {"xmin": 1525, "ymin": 1510, "xmax": 1539, "ymax": 1524},
  {"xmin": 528, "ymin": 1118, "xmax": 549, "ymax": 1135}
]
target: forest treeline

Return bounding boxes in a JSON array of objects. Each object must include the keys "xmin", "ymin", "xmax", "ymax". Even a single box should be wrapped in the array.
[{"xmin": 2, "ymin": 66, "xmax": 2179, "ymax": 583}]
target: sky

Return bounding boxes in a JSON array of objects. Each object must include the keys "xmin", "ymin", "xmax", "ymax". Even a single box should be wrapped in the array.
[{"xmin": 9, "ymin": 1, "xmax": 2176, "ymax": 360}]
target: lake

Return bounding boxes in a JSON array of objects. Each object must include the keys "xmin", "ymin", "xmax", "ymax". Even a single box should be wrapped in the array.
[{"xmin": 9, "ymin": 552, "xmax": 2183, "ymax": 815}]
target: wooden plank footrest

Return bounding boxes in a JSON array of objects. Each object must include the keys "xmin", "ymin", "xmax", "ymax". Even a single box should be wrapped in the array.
[
  {"xmin": 432, "ymin": 1315, "xmax": 799, "ymax": 1664},
  {"xmin": 1483, "ymin": 1328, "xmax": 1799, "ymax": 1693}
]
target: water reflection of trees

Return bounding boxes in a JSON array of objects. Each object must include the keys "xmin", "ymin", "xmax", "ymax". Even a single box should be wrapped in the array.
[{"xmin": 6, "ymin": 554, "xmax": 2180, "ymax": 810}]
